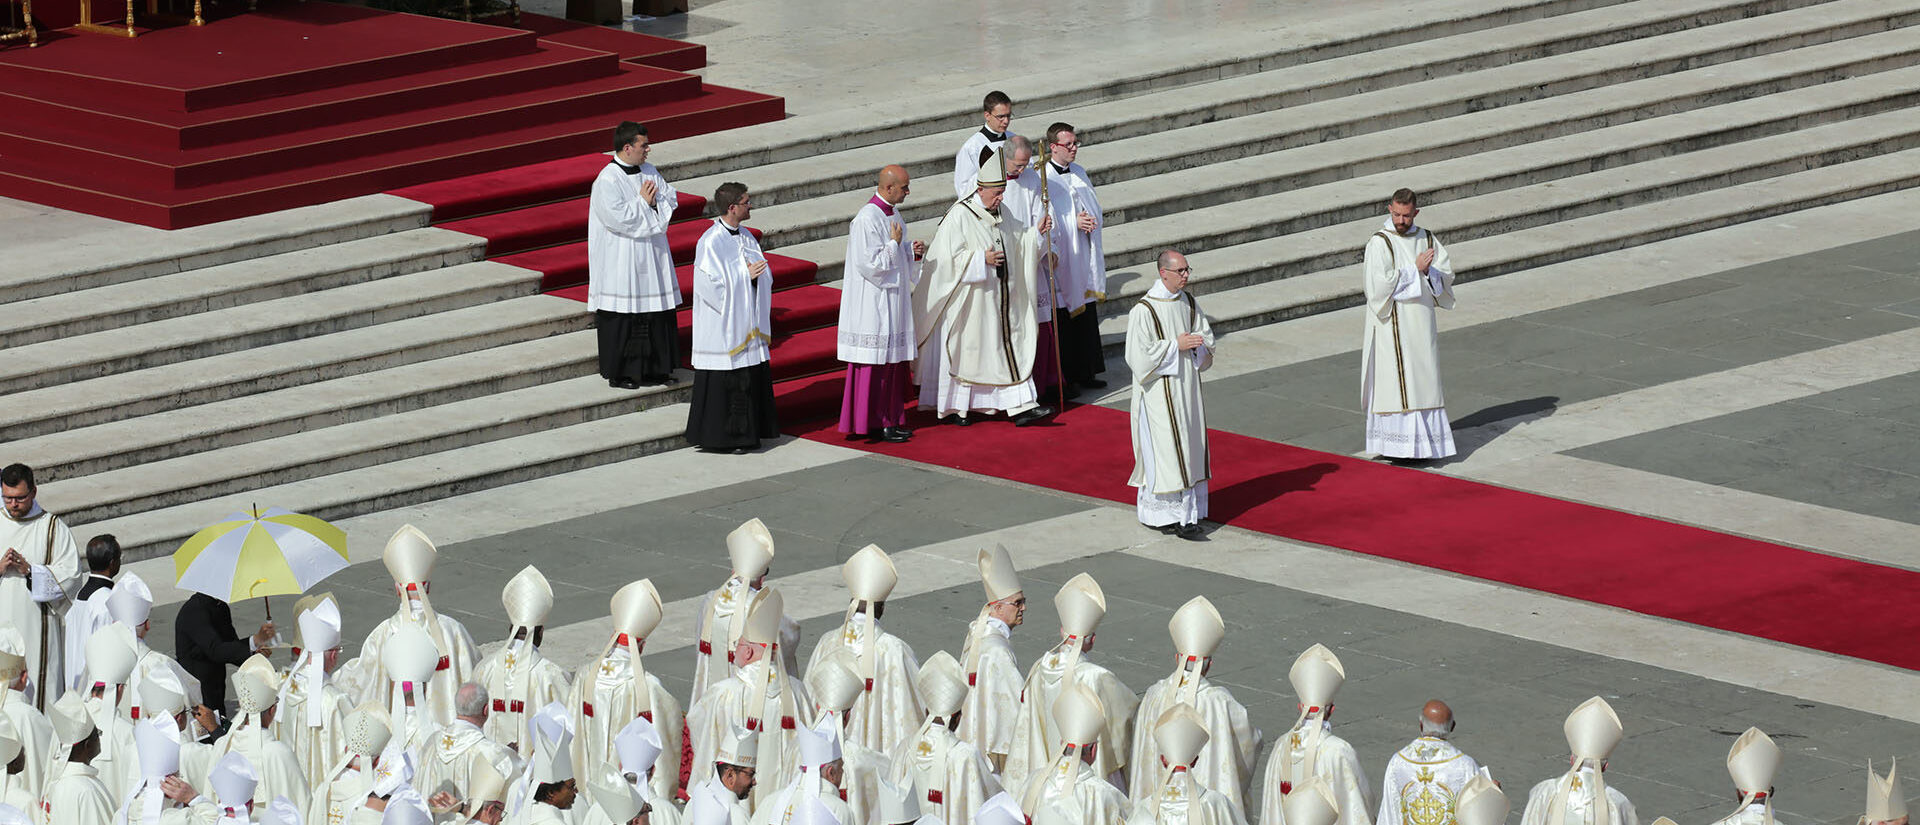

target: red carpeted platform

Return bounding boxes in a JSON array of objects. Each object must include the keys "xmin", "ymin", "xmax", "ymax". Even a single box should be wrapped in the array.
[
  {"xmin": 787, "ymin": 400, "xmax": 1920, "ymax": 670},
  {"xmin": 0, "ymin": 1, "xmax": 782, "ymax": 228}
]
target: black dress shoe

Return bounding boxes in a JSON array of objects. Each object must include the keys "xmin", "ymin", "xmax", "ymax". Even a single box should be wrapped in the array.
[
  {"xmin": 1174, "ymin": 522, "xmax": 1207, "ymax": 540},
  {"xmin": 638, "ymin": 374, "xmax": 672, "ymax": 386},
  {"xmin": 1012, "ymin": 405, "xmax": 1054, "ymax": 427},
  {"xmin": 941, "ymin": 414, "xmax": 973, "ymax": 427},
  {"xmin": 1079, "ymin": 377, "xmax": 1109, "ymax": 389},
  {"xmin": 610, "ymin": 377, "xmax": 641, "ymax": 390},
  {"xmin": 880, "ymin": 427, "xmax": 912, "ymax": 443},
  {"xmin": 1062, "ymin": 384, "xmax": 1083, "ymax": 400}
]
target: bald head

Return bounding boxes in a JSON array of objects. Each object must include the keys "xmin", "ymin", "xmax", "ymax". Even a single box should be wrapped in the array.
[
  {"xmin": 877, "ymin": 165, "xmax": 911, "ymax": 206},
  {"xmin": 1156, "ymin": 250, "xmax": 1191, "ymax": 293},
  {"xmin": 1419, "ymin": 700, "xmax": 1455, "ymax": 736}
]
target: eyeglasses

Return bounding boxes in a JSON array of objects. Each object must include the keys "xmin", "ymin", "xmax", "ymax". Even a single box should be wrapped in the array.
[
  {"xmin": 1054, "ymin": 141, "xmax": 1081, "ymax": 149},
  {"xmin": 1162, "ymin": 266, "xmax": 1192, "ymax": 274}
]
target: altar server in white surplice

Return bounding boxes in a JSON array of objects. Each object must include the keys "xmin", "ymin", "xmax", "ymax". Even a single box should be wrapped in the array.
[
  {"xmin": 572, "ymin": 580, "xmax": 683, "ymax": 808},
  {"xmin": 1126, "ymin": 250, "xmax": 1215, "ymax": 541},
  {"xmin": 1040, "ymin": 122, "xmax": 1109, "ymax": 392},
  {"xmin": 273, "ymin": 593, "xmax": 351, "ymax": 791},
  {"xmin": 889, "ymin": 652, "xmax": 996, "ymax": 825},
  {"xmin": 957, "ymin": 547, "xmax": 1024, "ymax": 775},
  {"xmin": 1519, "ymin": 698, "xmax": 1638, "ymax": 825},
  {"xmin": 911, "ymin": 148, "xmax": 1053, "ymax": 427},
  {"xmin": 211, "ymin": 655, "xmax": 312, "ymax": 813},
  {"xmin": 1128, "ymin": 597, "xmax": 1257, "ymax": 818},
  {"xmin": 590, "ymin": 120, "xmax": 682, "ymax": 389},
  {"xmin": 1377, "ymin": 702, "xmax": 1479, "ymax": 825},
  {"xmin": 688, "ymin": 588, "xmax": 814, "ymax": 810},
  {"xmin": 805, "ymin": 545, "xmax": 924, "ymax": 757},
  {"xmin": 474, "ymin": 566, "xmax": 572, "ymax": 758},
  {"xmin": 337, "ymin": 525, "xmax": 478, "ymax": 727},
  {"xmin": 1360, "ymin": 188, "xmax": 1457, "ymax": 460},
  {"xmin": 0, "ymin": 464, "xmax": 80, "ymax": 710},
  {"xmin": 686, "ymin": 182, "xmax": 780, "ymax": 453},
  {"xmin": 953, "ymin": 92, "xmax": 1013, "ymax": 202},
  {"xmin": 1259, "ymin": 645, "xmax": 1369, "ymax": 825},
  {"xmin": 692, "ymin": 520, "xmax": 803, "ymax": 700},
  {"xmin": 1004, "ymin": 574, "xmax": 1135, "ymax": 795},
  {"xmin": 1710, "ymin": 729, "xmax": 1780, "ymax": 825},
  {"xmin": 1130, "ymin": 706, "xmax": 1247, "ymax": 825},
  {"xmin": 1016, "ymin": 686, "xmax": 1128, "ymax": 825},
  {"xmin": 837, "ymin": 165, "xmax": 926, "ymax": 444}
]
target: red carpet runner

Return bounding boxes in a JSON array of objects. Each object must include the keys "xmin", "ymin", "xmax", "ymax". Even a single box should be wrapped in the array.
[{"xmin": 790, "ymin": 403, "xmax": 1920, "ymax": 671}]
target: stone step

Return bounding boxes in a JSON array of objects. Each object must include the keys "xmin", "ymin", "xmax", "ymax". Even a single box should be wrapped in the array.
[
  {"xmin": 0, "ymin": 194, "xmax": 431, "ymax": 305},
  {"xmin": 0, "ymin": 228, "xmax": 487, "ymax": 348},
  {"xmin": 8, "ymin": 331, "xmax": 600, "ymax": 482},
  {"xmin": 82, "ymin": 403, "xmax": 691, "ymax": 562},
  {"xmin": 42, "ymin": 374, "xmax": 690, "ymax": 526},
  {"xmin": 0, "ymin": 259, "xmax": 543, "ymax": 396},
  {"xmin": 0, "ymin": 295, "xmax": 588, "ymax": 440},
  {"xmin": 774, "ymin": 2, "xmax": 1920, "ymax": 281},
  {"xmin": 1095, "ymin": 145, "xmax": 1920, "ymax": 348},
  {"xmin": 736, "ymin": 0, "xmax": 1894, "ymax": 248}
]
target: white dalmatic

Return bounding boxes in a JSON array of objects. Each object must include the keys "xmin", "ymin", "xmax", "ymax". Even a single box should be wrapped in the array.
[
  {"xmin": 839, "ymin": 196, "xmax": 921, "ymax": 365},
  {"xmin": 1043, "ymin": 162, "xmax": 1106, "ymax": 315},
  {"xmin": 1377, "ymin": 736, "xmax": 1479, "ymax": 825},
  {"xmin": 1125, "ymin": 283, "xmax": 1215, "ymax": 527},
  {"xmin": 953, "ymin": 128, "xmax": 1008, "ymax": 202},
  {"xmin": 0, "ymin": 503, "xmax": 79, "ymax": 707},
  {"xmin": 686, "ymin": 659, "xmax": 816, "ymax": 811},
  {"xmin": 956, "ymin": 618, "xmax": 1020, "ymax": 771},
  {"xmin": 804, "ymin": 614, "xmax": 925, "ymax": 757},
  {"xmin": 588, "ymin": 160, "xmax": 681, "ymax": 314},
  {"xmin": 1518, "ymin": 767, "xmax": 1639, "ymax": 825},
  {"xmin": 473, "ymin": 636, "xmax": 572, "ymax": 758},
  {"xmin": 1002, "ymin": 648, "xmax": 1137, "ymax": 793},
  {"xmin": 1360, "ymin": 220, "xmax": 1457, "ymax": 459},
  {"xmin": 690, "ymin": 220, "xmax": 773, "ymax": 372},
  {"xmin": 1130, "ymin": 768, "xmax": 1248, "ymax": 825},
  {"xmin": 1127, "ymin": 668, "xmax": 1258, "ymax": 817},
  {"xmin": 570, "ymin": 646, "xmax": 685, "ymax": 807},
  {"xmin": 339, "ymin": 607, "xmax": 478, "ymax": 727},
  {"xmin": 1258, "ymin": 721, "xmax": 1371, "ymax": 825},
  {"xmin": 911, "ymin": 196, "xmax": 1043, "ymax": 417},
  {"xmin": 888, "ymin": 717, "xmax": 1000, "ymax": 825}
]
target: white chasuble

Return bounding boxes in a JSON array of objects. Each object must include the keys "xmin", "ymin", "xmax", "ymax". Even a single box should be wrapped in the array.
[
  {"xmin": 910, "ymin": 197, "xmax": 1042, "ymax": 416},
  {"xmin": 473, "ymin": 640, "xmax": 572, "ymax": 758},
  {"xmin": 1018, "ymin": 757, "xmax": 1129, "ymax": 825},
  {"xmin": 307, "ymin": 760, "xmax": 377, "ymax": 825},
  {"xmin": 1519, "ymin": 769, "xmax": 1639, "ymax": 825},
  {"xmin": 887, "ymin": 720, "xmax": 999, "ymax": 825},
  {"xmin": 686, "ymin": 660, "xmax": 815, "ymax": 812},
  {"xmin": 1127, "ymin": 673, "xmax": 1258, "ymax": 818},
  {"xmin": 1258, "ymin": 722, "xmax": 1370, "ymax": 825},
  {"xmin": 339, "ymin": 609, "xmax": 478, "ymax": 727},
  {"xmin": 804, "ymin": 615, "xmax": 924, "ymax": 757},
  {"xmin": 417, "ymin": 719, "xmax": 515, "ymax": 812},
  {"xmin": 0, "ymin": 505, "xmax": 79, "ymax": 708},
  {"xmin": 1125, "ymin": 284, "xmax": 1215, "ymax": 526},
  {"xmin": 271, "ymin": 672, "xmax": 351, "ymax": 791},
  {"xmin": 211, "ymin": 722, "xmax": 313, "ymax": 814},
  {"xmin": 0, "ymin": 691, "xmax": 51, "ymax": 803},
  {"xmin": 687, "ymin": 778, "xmax": 752, "ymax": 825},
  {"xmin": 588, "ymin": 161, "xmax": 681, "ymax": 314},
  {"xmin": 690, "ymin": 221, "xmax": 772, "ymax": 372},
  {"xmin": 747, "ymin": 773, "xmax": 854, "ymax": 825},
  {"xmin": 569, "ymin": 647, "xmax": 684, "ymax": 807},
  {"xmin": 1002, "ymin": 650, "xmax": 1136, "ymax": 794},
  {"xmin": 1359, "ymin": 220, "xmax": 1456, "ymax": 458},
  {"xmin": 1130, "ymin": 771, "xmax": 1247, "ymax": 825},
  {"xmin": 956, "ymin": 620, "xmax": 1020, "ymax": 771},
  {"xmin": 691, "ymin": 584, "xmax": 803, "ymax": 702},
  {"xmin": 1376, "ymin": 737, "xmax": 1479, "ymax": 825},
  {"xmin": 839, "ymin": 198, "xmax": 920, "ymax": 365},
  {"xmin": 1043, "ymin": 163, "xmax": 1106, "ymax": 314}
]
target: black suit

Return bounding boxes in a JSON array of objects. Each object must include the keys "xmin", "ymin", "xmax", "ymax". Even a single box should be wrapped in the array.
[
  {"xmin": 75, "ymin": 574, "xmax": 114, "ymax": 602},
  {"xmin": 174, "ymin": 593, "xmax": 254, "ymax": 713}
]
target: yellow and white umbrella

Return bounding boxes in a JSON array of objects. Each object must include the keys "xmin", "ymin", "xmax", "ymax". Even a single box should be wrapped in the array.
[{"xmin": 173, "ymin": 506, "xmax": 350, "ymax": 606}]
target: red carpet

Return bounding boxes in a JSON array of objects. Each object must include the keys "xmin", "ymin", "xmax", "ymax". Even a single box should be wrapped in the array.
[{"xmin": 790, "ymin": 399, "xmax": 1920, "ymax": 671}]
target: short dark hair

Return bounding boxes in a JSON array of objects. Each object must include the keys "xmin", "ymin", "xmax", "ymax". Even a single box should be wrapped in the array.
[
  {"xmin": 1391, "ymin": 188, "xmax": 1419, "ymax": 207},
  {"xmin": 1045, "ymin": 122, "xmax": 1076, "ymax": 147},
  {"xmin": 982, "ymin": 91, "xmax": 1012, "ymax": 113},
  {"xmin": 86, "ymin": 535, "xmax": 120, "ymax": 573},
  {"xmin": 710, "ymin": 182, "xmax": 749, "ymax": 216},
  {"xmin": 0, "ymin": 464, "xmax": 33, "ymax": 489},
  {"xmin": 612, "ymin": 121, "xmax": 648, "ymax": 154},
  {"xmin": 534, "ymin": 780, "xmax": 568, "ymax": 803}
]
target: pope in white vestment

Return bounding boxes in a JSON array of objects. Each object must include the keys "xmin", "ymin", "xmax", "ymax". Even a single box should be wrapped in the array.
[
  {"xmin": 687, "ymin": 588, "xmax": 815, "ymax": 811},
  {"xmin": 589, "ymin": 124, "xmax": 682, "ymax": 388},
  {"xmin": 1003, "ymin": 575, "xmax": 1135, "ymax": 795},
  {"xmin": 1125, "ymin": 256, "xmax": 1215, "ymax": 536},
  {"xmin": 1127, "ymin": 598, "xmax": 1257, "ymax": 819},
  {"xmin": 957, "ymin": 547, "xmax": 1024, "ymax": 774},
  {"xmin": 888, "ymin": 652, "xmax": 998, "ymax": 825},
  {"xmin": 0, "ymin": 470, "xmax": 80, "ymax": 710},
  {"xmin": 339, "ymin": 527, "xmax": 479, "ymax": 728},
  {"xmin": 574, "ymin": 581, "xmax": 684, "ymax": 808},
  {"xmin": 1360, "ymin": 194, "xmax": 1457, "ymax": 459},
  {"xmin": 837, "ymin": 169, "xmax": 924, "ymax": 441},
  {"xmin": 473, "ymin": 567, "xmax": 572, "ymax": 758},
  {"xmin": 911, "ymin": 150, "xmax": 1050, "ymax": 425},
  {"xmin": 1260, "ymin": 646, "xmax": 1369, "ymax": 825},
  {"xmin": 1131, "ymin": 706, "xmax": 1247, "ymax": 825},
  {"xmin": 804, "ymin": 546, "xmax": 924, "ymax": 758}
]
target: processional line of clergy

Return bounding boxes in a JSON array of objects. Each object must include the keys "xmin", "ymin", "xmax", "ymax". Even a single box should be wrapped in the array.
[{"xmin": 0, "ymin": 502, "xmax": 1908, "ymax": 825}]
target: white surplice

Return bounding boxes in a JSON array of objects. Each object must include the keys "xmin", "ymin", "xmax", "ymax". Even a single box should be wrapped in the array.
[
  {"xmin": 888, "ymin": 717, "xmax": 1000, "ymax": 825},
  {"xmin": 1258, "ymin": 721, "xmax": 1371, "ymax": 825},
  {"xmin": 588, "ymin": 161, "xmax": 681, "ymax": 314},
  {"xmin": 1130, "ymin": 769, "xmax": 1248, "ymax": 825},
  {"xmin": 337, "ymin": 607, "xmax": 478, "ymax": 728},
  {"xmin": 1518, "ymin": 768, "xmax": 1638, "ymax": 825},
  {"xmin": 839, "ymin": 196, "xmax": 920, "ymax": 365},
  {"xmin": 804, "ymin": 614, "xmax": 924, "ymax": 757},
  {"xmin": 62, "ymin": 586, "xmax": 112, "ymax": 696},
  {"xmin": 1127, "ymin": 670, "xmax": 1258, "ymax": 818},
  {"xmin": 1125, "ymin": 283, "xmax": 1215, "ymax": 527},
  {"xmin": 1042, "ymin": 163, "xmax": 1105, "ymax": 315},
  {"xmin": 910, "ymin": 196, "xmax": 1042, "ymax": 418},
  {"xmin": 690, "ymin": 220, "xmax": 772, "ymax": 372},
  {"xmin": 955, "ymin": 618, "xmax": 1020, "ymax": 772},
  {"xmin": 473, "ymin": 639, "xmax": 572, "ymax": 759},
  {"xmin": 0, "ymin": 503, "xmax": 79, "ymax": 709},
  {"xmin": 569, "ymin": 645, "xmax": 685, "ymax": 807},
  {"xmin": 952, "ymin": 129, "xmax": 1008, "ymax": 202},
  {"xmin": 1376, "ymin": 736, "xmax": 1480, "ymax": 825},
  {"xmin": 1002, "ymin": 646, "xmax": 1137, "ymax": 794},
  {"xmin": 1360, "ymin": 220, "xmax": 1457, "ymax": 459},
  {"xmin": 685, "ymin": 659, "xmax": 815, "ymax": 812}
]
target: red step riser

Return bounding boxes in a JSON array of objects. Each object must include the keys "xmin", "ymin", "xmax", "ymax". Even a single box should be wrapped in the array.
[
  {"xmin": 397, "ymin": 159, "xmax": 713, "ymax": 224},
  {"xmin": 0, "ymin": 74, "xmax": 705, "ymax": 191},
  {"xmin": 771, "ymin": 372, "xmax": 850, "ymax": 425},
  {"xmin": 460, "ymin": 210, "xmax": 760, "ymax": 259},
  {"xmin": 0, "ymin": 98, "xmax": 780, "ymax": 229},
  {"xmin": 515, "ymin": 249, "xmax": 813, "ymax": 293}
]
